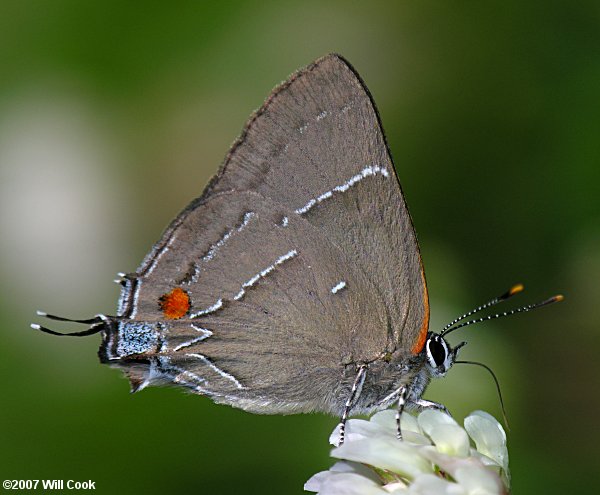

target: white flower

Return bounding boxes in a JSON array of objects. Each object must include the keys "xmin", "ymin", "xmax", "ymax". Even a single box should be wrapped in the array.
[{"xmin": 305, "ymin": 410, "xmax": 510, "ymax": 495}]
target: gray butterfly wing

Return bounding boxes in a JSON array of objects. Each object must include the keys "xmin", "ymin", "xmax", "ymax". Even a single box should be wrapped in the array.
[
  {"xmin": 205, "ymin": 54, "xmax": 429, "ymax": 355},
  {"xmin": 116, "ymin": 191, "xmax": 389, "ymax": 413},
  {"xmin": 113, "ymin": 54, "xmax": 429, "ymax": 412}
]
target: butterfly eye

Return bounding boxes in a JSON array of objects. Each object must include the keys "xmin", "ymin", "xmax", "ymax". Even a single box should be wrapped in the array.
[{"xmin": 426, "ymin": 335, "xmax": 448, "ymax": 369}]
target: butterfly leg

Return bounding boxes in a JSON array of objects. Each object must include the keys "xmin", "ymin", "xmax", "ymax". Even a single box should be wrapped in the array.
[
  {"xmin": 395, "ymin": 385, "xmax": 408, "ymax": 440},
  {"xmin": 412, "ymin": 398, "xmax": 451, "ymax": 416},
  {"xmin": 393, "ymin": 391, "xmax": 450, "ymax": 440},
  {"xmin": 337, "ymin": 364, "xmax": 368, "ymax": 446},
  {"xmin": 375, "ymin": 384, "xmax": 409, "ymax": 440}
]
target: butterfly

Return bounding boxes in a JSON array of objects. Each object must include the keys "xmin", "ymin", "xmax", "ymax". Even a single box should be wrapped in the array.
[{"xmin": 34, "ymin": 54, "xmax": 561, "ymax": 443}]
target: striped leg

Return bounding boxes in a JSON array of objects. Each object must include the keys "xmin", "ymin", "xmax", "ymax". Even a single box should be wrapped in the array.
[
  {"xmin": 413, "ymin": 398, "xmax": 450, "ymax": 416},
  {"xmin": 396, "ymin": 386, "xmax": 408, "ymax": 440},
  {"xmin": 338, "ymin": 365, "xmax": 367, "ymax": 446}
]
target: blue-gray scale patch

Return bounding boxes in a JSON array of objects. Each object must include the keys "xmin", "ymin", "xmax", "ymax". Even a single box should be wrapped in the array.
[{"xmin": 117, "ymin": 322, "xmax": 158, "ymax": 357}]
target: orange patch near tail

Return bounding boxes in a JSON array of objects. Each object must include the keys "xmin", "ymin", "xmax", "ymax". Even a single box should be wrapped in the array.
[{"xmin": 159, "ymin": 287, "xmax": 190, "ymax": 320}]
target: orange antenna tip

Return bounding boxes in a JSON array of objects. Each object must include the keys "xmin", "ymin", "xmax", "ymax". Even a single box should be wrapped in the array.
[
  {"xmin": 499, "ymin": 283, "xmax": 525, "ymax": 301},
  {"xmin": 509, "ymin": 284, "xmax": 524, "ymax": 295},
  {"xmin": 537, "ymin": 294, "xmax": 564, "ymax": 307}
]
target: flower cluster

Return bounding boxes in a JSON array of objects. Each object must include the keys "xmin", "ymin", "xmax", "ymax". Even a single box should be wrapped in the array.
[{"xmin": 305, "ymin": 409, "xmax": 509, "ymax": 494}]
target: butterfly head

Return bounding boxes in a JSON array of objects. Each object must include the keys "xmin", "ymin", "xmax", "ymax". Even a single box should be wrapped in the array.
[{"xmin": 424, "ymin": 333, "xmax": 466, "ymax": 378}]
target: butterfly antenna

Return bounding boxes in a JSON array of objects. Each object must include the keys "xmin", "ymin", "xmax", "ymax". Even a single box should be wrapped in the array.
[
  {"xmin": 441, "ymin": 284, "xmax": 524, "ymax": 333},
  {"xmin": 31, "ymin": 311, "xmax": 105, "ymax": 337},
  {"xmin": 442, "ymin": 294, "xmax": 563, "ymax": 338},
  {"xmin": 455, "ymin": 360, "xmax": 510, "ymax": 431}
]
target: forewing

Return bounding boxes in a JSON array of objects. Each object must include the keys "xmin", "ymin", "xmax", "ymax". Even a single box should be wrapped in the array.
[{"xmin": 205, "ymin": 54, "xmax": 429, "ymax": 354}]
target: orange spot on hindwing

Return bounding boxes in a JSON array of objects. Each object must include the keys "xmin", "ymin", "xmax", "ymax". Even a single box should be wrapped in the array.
[{"xmin": 159, "ymin": 287, "xmax": 190, "ymax": 319}]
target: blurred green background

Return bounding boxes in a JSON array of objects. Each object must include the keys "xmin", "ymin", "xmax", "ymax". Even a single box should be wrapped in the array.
[{"xmin": 1, "ymin": 1, "xmax": 598, "ymax": 493}]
